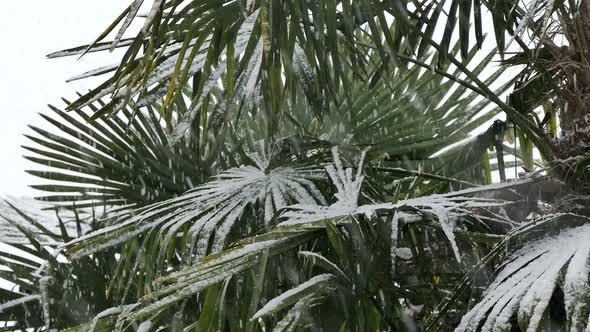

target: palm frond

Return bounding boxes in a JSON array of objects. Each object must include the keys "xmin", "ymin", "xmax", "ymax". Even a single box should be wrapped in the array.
[
  {"xmin": 251, "ymin": 273, "xmax": 336, "ymax": 321},
  {"xmin": 46, "ymin": 0, "xmax": 532, "ymax": 138},
  {"xmin": 0, "ymin": 197, "xmax": 85, "ymax": 245},
  {"xmin": 456, "ymin": 213, "xmax": 590, "ymax": 332},
  {"xmin": 24, "ymin": 97, "xmax": 208, "ymax": 210},
  {"xmin": 62, "ymin": 147, "xmax": 326, "ymax": 302},
  {"xmin": 0, "ymin": 203, "xmax": 134, "ymax": 331}
]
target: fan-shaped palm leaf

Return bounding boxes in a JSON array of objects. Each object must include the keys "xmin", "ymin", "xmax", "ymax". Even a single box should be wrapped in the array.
[
  {"xmin": 24, "ymin": 97, "xmax": 211, "ymax": 210},
  {"xmin": 456, "ymin": 213, "xmax": 590, "ymax": 332}
]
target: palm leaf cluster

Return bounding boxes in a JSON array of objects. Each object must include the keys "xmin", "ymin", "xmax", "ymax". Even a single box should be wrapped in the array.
[
  {"xmin": 3, "ymin": 0, "xmax": 590, "ymax": 331},
  {"xmin": 49, "ymin": 0, "xmax": 517, "ymax": 123}
]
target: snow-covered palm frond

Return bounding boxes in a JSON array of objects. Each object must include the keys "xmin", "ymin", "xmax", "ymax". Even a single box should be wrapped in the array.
[
  {"xmin": 0, "ymin": 197, "xmax": 84, "ymax": 245},
  {"xmin": 456, "ymin": 214, "xmax": 590, "ymax": 332},
  {"xmin": 281, "ymin": 149, "xmax": 520, "ymax": 263},
  {"xmin": 56, "ymin": 6, "xmax": 290, "ymax": 143},
  {"xmin": 0, "ymin": 203, "xmax": 91, "ymax": 331},
  {"xmin": 53, "ymin": 0, "xmax": 533, "ymax": 139},
  {"xmin": 279, "ymin": 147, "xmax": 366, "ymax": 226},
  {"xmin": 251, "ymin": 274, "xmax": 336, "ymax": 321},
  {"xmin": 0, "ymin": 202, "xmax": 148, "ymax": 331},
  {"xmin": 0, "ymin": 212, "xmax": 52, "ymax": 330},
  {"xmin": 65, "ymin": 155, "xmax": 325, "ymax": 261},
  {"xmin": 270, "ymin": 294, "xmax": 317, "ymax": 332},
  {"xmin": 125, "ymin": 226, "xmax": 322, "ymax": 321}
]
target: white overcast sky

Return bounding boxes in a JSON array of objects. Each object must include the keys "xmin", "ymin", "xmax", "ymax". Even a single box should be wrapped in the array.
[{"xmin": 0, "ymin": 1, "xmax": 134, "ymax": 196}]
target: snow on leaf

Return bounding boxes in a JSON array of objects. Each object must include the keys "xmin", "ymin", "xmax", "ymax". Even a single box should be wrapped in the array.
[
  {"xmin": 168, "ymin": 9, "xmax": 260, "ymax": 142},
  {"xmin": 74, "ymin": 7, "xmax": 260, "ymax": 121},
  {"xmin": 39, "ymin": 276, "xmax": 52, "ymax": 329},
  {"xmin": 47, "ymin": 39, "xmax": 134, "ymax": 58},
  {"xmin": 456, "ymin": 216, "xmax": 590, "ymax": 332},
  {"xmin": 116, "ymin": 153, "xmax": 529, "ymax": 326},
  {"xmin": 298, "ymin": 251, "xmax": 349, "ymax": 282},
  {"xmin": 563, "ymin": 238, "xmax": 590, "ymax": 331},
  {"xmin": 0, "ymin": 294, "xmax": 41, "ymax": 313},
  {"xmin": 168, "ymin": 62, "xmax": 227, "ymax": 145},
  {"xmin": 281, "ymin": 148, "xmax": 505, "ymax": 227},
  {"xmin": 427, "ymin": 204, "xmax": 461, "ymax": 262},
  {"xmin": 130, "ymin": 239, "xmax": 284, "ymax": 320},
  {"xmin": 236, "ymin": 9, "xmax": 260, "ymax": 47},
  {"xmin": 143, "ymin": 40, "xmax": 210, "ymax": 89},
  {"xmin": 112, "ymin": 303, "xmax": 142, "ymax": 331},
  {"xmin": 64, "ymin": 155, "xmax": 324, "ymax": 261},
  {"xmin": 251, "ymin": 273, "xmax": 335, "ymax": 320},
  {"xmin": 272, "ymin": 294, "xmax": 315, "ymax": 332},
  {"xmin": 279, "ymin": 149, "xmax": 506, "ymax": 263},
  {"xmin": 0, "ymin": 196, "xmax": 85, "ymax": 245},
  {"xmin": 390, "ymin": 212, "xmax": 401, "ymax": 276},
  {"xmin": 235, "ymin": 39, "xmax": 263, "ymax": 105},
  {"xmin": 66, "ymin": 64, "xmax": 119, "ymax": 82},
  {"xmin": 394, "ymin": 247, "xmax": 413, "ymax": 260},
  {"xmin": 279, "ymin": 147, "xmax": 365, "ymax": 226},
  {"xmin": 140, "ymin": 0, "xmax": 163, "ymax": 35},
  {"xmin": 292, "ymin": 43, "xmax": 315, "ymax": 94},
  {"xmin": 111, "ymin": 0, "xmax": 144, "ymax": 50},
  {"xmin": 137, "ymin": 320, "xmax": 152, "ymax": 332},
  {"xmin": 88, "ymin": 306, "xmax": 126, "ymax": 332}
]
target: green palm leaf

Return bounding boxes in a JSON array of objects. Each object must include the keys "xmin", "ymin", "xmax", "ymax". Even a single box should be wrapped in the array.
[{"xmin": 456, "ymin": 214, "xmax": 590, "ymax": 331}]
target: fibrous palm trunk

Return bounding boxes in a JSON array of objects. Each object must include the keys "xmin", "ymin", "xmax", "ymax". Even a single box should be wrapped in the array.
[{"xmin": 553, "ymin": 0, "xmax": 590, "ymax": 159}]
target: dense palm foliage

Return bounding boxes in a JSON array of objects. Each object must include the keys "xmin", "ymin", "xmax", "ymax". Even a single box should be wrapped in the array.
[{"xmin": 3, "ymin": 0, "xmax": 590, "ymax": 330}]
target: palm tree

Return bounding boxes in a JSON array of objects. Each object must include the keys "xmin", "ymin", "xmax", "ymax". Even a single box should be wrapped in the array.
[{"xmin": 1, "ymin": 0, "xmax": 590, "ymax": 330}]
